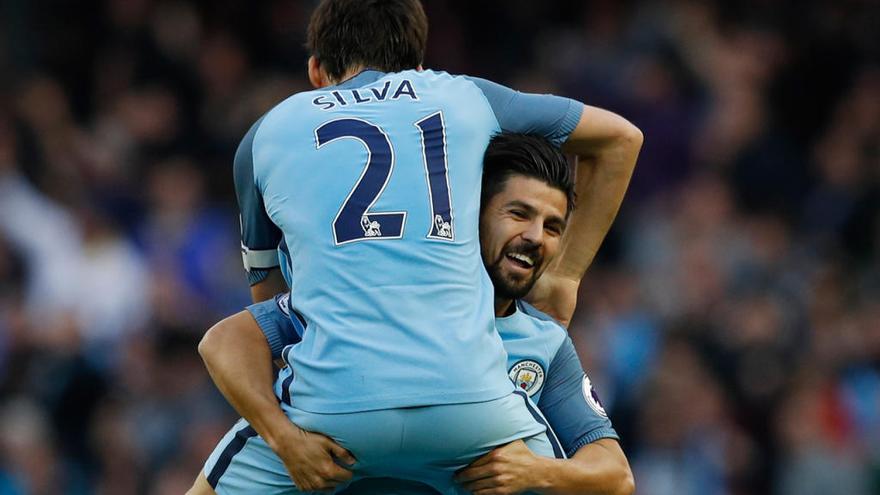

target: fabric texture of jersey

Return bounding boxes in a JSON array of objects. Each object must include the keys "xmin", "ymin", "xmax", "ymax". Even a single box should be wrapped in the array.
[
  {"xmin": 246, "ymin": 296, "xmax": 618, "ymax": 456},
  {"xmin": 235, "ymin": 69, "xmax": 582, "ymax": 413},
  {"xmin": 511, "ymin": 301, "xmax": 618, "ymax": 456},
  {"xmin": 214, "ymin": 297, "xmax": 618, "ymax": 493},
  {"xmin": 204, "ymin": 395, "xmax": 555, "ymax": 495}
]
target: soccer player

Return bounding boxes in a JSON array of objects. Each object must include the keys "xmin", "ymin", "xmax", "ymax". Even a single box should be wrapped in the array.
[
  {"xmin": 191, "ymin": 133, "xmax": 634, "ymax": 495},
  {"xmin": 230, "ymin": 0, "xmax": 641, "ymax": 490}
]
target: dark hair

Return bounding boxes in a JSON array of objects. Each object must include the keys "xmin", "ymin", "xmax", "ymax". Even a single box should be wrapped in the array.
[
  {"xmin": 307, "ymin": 0, "xmax": 428, "ymax": 82},
  {"xmin": 481, "ymin": 133, "xmax": 576, "ymax": 215}
]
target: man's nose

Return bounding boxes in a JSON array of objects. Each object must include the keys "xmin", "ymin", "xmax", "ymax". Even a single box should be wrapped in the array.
[{"xmin": 520, "ymin": 220, "xmax": 544, "ymax": 245}]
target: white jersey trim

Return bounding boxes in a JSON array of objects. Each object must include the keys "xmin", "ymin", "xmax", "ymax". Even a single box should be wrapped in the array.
[{"xmin": 241, "ymin": 244, "xmax": 280, "ymax": 271}]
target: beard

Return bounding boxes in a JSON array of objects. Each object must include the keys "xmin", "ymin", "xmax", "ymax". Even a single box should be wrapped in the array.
[{"xmin": 485, "ymin": 240, "xmax": 544, "ymax": 301}]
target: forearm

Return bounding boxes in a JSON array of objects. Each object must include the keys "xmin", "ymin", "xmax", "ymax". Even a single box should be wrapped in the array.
[
  {"xmin": 198, "ymin": 311, "xmax": 295, "ymax": 448},
  {"xmin": 552, "ymin": 108, "xmax": 642, "ymax": 282},
  {"xmin": 532, "ymin": 440, "xmax": 635, "ymax": 495},
  {"xmin": 250, "ymin": 268, "xmax": 287, "ymax": 303},
  {"xmin": 526, "ymin": 114, "xmax": 640, "ymax": 324}
]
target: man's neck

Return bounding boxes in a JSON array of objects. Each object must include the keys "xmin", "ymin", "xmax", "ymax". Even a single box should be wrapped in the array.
[
  {"xmin": 331, "ymin": 66, "xmax": 368, "ymax": 85},
  {"xmin": 495, "ymin": 297, "xmax": 515, "ymax": 317}
]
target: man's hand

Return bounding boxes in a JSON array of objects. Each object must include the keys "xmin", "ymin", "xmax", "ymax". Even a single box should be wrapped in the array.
[
  {"xmin": 267, "ymin": 421, "xmax": 356, "ymax": 492},
  {"xmin": 455, "ymin": 440, "xmax": 545, "ymax": 495},
  {"xmin": 198, "ymin": 311, "xmax": 355, "ymax": 491},
  {"xmin": 525, "ymin": 273, "xmax": 580, "ymax": 328}
]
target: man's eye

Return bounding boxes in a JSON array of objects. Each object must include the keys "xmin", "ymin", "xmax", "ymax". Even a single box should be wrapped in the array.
[{"xmin": 510, "ymin": 210, "xmax": 527, "ymax": 219}]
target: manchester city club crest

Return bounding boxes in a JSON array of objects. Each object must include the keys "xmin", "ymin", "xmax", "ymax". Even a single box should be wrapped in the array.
[{"xmin": 508, "ymin": 360, "xmax": 545, "ymax": 397}]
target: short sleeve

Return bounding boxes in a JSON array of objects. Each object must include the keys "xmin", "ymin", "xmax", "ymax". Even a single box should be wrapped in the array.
[
  {"xmin": 466, "ymin": 77, "xmax": 583, "ymax": 146},
  {"xmin": 246, "ymin": 293, "xmax": 304, "ymax": 359},
  {"xmin": 234, "ymin": 117, "xmax": 283, "ymax": 285},
  {"xmin": 539, "ymin": 337, "xmax": 619, "ymax": 457}
]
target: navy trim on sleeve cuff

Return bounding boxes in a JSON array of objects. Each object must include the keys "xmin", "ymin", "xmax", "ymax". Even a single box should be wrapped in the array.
[
  {"xmin": 558, "ymin": 100, "xmax": 584, "ymax": 145},
  {"xmin": 247, "ymin": 268, "xmax": 271, "ymax": 286},
  {"xmin": 565, "ymin": 428, "xmax": 621, "ymax": 458},
  {"xmin": 248, "ymin": 307, "xmax": 285, "ymax": 359}
]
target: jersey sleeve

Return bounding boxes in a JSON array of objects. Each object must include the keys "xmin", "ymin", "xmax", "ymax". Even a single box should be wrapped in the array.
[
  {"xmin": 539, "ymin": 337, "xmax": 619, "ymax": 457},
  {"xmin": 234, "ymin": 117, "xmax": 283, "ymax": 286},
  {"xmin": 246, "ymin": 293, "xmax": 304, "ymax": 359},
  {"xmin": 465, "ymin": 77, "xmax": 583, "ymax": 146}
]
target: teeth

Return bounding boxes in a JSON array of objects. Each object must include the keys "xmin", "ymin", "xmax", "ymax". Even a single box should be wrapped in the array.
[{"xmin": 508, "ymin": 253, "xmax": 534, "ymax": 267}]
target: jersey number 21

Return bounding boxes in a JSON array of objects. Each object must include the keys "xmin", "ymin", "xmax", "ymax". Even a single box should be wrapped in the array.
[{"xmin": 316, "ymin": 112, "xmax": 454, "ymax": 245}]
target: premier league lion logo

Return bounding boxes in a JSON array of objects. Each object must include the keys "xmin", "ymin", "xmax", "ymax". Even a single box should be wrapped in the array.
[
  {"xmin": 361, "ymin": 215, "xmax": 382, "ymax": 237},
  {"xmin": 434, "ymin": 214, "xmax": 453, "ymax": 239},
  {"xmin": 582, "ymin": 375, "xmax": 608, "ymax": 417}
]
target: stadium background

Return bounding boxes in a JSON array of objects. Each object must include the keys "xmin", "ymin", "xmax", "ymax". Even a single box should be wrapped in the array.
[{"xmin": 0, "ymin": 0, "xmax": 878, "ymax": 493}]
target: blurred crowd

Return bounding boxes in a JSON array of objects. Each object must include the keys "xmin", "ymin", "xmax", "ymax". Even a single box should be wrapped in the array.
[{"xmin": 0, "ymin": 0, "xmax": 877, "ymax": 494}]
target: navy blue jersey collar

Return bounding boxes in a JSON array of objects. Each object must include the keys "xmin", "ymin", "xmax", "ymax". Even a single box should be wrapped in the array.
[{"xmin": 330, "ymin": 69, "xmax": 386, "ymax": 90}]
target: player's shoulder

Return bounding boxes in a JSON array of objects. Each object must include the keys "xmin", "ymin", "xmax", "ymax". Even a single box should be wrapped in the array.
[
  {"xmin": 406, "ymin": 68, "xmax": 465, "ymax": 82},
  {"xmin": 516, "ymin": 300, "xmax": 569, "ymax": 349},
  {"xmin": 255, "ymin": 86, "xmax": 325, "ymax": 128},
  {"xmin": 402, "ymin": 68, "xmax": 498, "ymax": 97}
]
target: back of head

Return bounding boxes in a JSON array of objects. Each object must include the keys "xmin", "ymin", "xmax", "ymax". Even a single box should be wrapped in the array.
[
  {"xmin": 482, "ymin": 133, "xmax": 576, "ymax": 215},
  {"xmin": 307, "ymin": 0, "xmax": 428, "ymax": 81}
]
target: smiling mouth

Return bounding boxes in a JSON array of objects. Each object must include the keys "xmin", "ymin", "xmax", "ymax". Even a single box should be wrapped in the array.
[{"xmin": 505, "ymin": 252, "xmax": 535, "ymax": 270}]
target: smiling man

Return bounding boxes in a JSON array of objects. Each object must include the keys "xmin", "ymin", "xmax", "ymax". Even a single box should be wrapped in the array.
[
  {"xmin": 478, "ymin": 134, "xmax": 574, "ymax": 317},
  {"xmin": 191, "ymin": 133, "xmax": 634, "ymax": 495}
]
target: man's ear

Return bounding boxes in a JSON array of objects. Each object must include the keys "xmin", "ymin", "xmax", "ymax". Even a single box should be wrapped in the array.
[{"xmin": 308, "ymin": 56, "xmax": 329, "ymax": 88}]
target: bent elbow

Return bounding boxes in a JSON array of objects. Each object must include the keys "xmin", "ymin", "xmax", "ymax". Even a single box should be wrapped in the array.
[
  {"xmin": 620, "ymin": 121, "xmax": 644, "ymax": 152},
  {"xmin": 616, "ymin": 467, "xmax": 635, "ymax": 495},
  {"xmin": 198, "ymin": 321, "xmax": 225, "ymax": 364}
]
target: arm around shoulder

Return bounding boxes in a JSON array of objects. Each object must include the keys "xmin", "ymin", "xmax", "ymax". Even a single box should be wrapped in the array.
[
  {"xmin": 562, "ymin": 106, "xmax": 644, "ymax": 160},
  {"xmin": 544, "ymin": 106, "xmax": 642, "ymax": 284}
]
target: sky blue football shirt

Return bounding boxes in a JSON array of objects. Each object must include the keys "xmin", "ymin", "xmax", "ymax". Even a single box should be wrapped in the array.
[
  {"xmin": 235, "ymin": 69, "xmax": 583, "ymax": 412},
  {"xmin": 249, "ymin": 295, "xmax": 617, "ymax": 456}
]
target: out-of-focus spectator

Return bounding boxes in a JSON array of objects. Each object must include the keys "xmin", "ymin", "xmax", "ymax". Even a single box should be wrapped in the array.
[{"xmin": 136, "ymin": 156, "xmax": 248, "ymax": 325}]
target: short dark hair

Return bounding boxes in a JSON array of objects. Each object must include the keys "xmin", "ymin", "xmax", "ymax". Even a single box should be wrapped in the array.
[
  {"xmin": 307, "ymin": 0, "xmax": 428, "ymax": 82},
  {"xmin": 481, "ymin": 133, "xmax": 576, "ymax": 215}
]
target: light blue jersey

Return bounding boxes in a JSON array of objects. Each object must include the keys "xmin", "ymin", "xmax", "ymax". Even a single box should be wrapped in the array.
[
  {"xmin": 252, "ymin": 294, "xmax": 617, "ymax": 456},
  {"xmin": 203, "ymin": 296, "xmax": 618, "ymax": 493},
  {"xmin": 235, "ymin": 69, "xmax": 582, "ymax": 413},
  {"xmin": 503, "ymin": 301, "xmax": 618, "ymax": 455}
]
